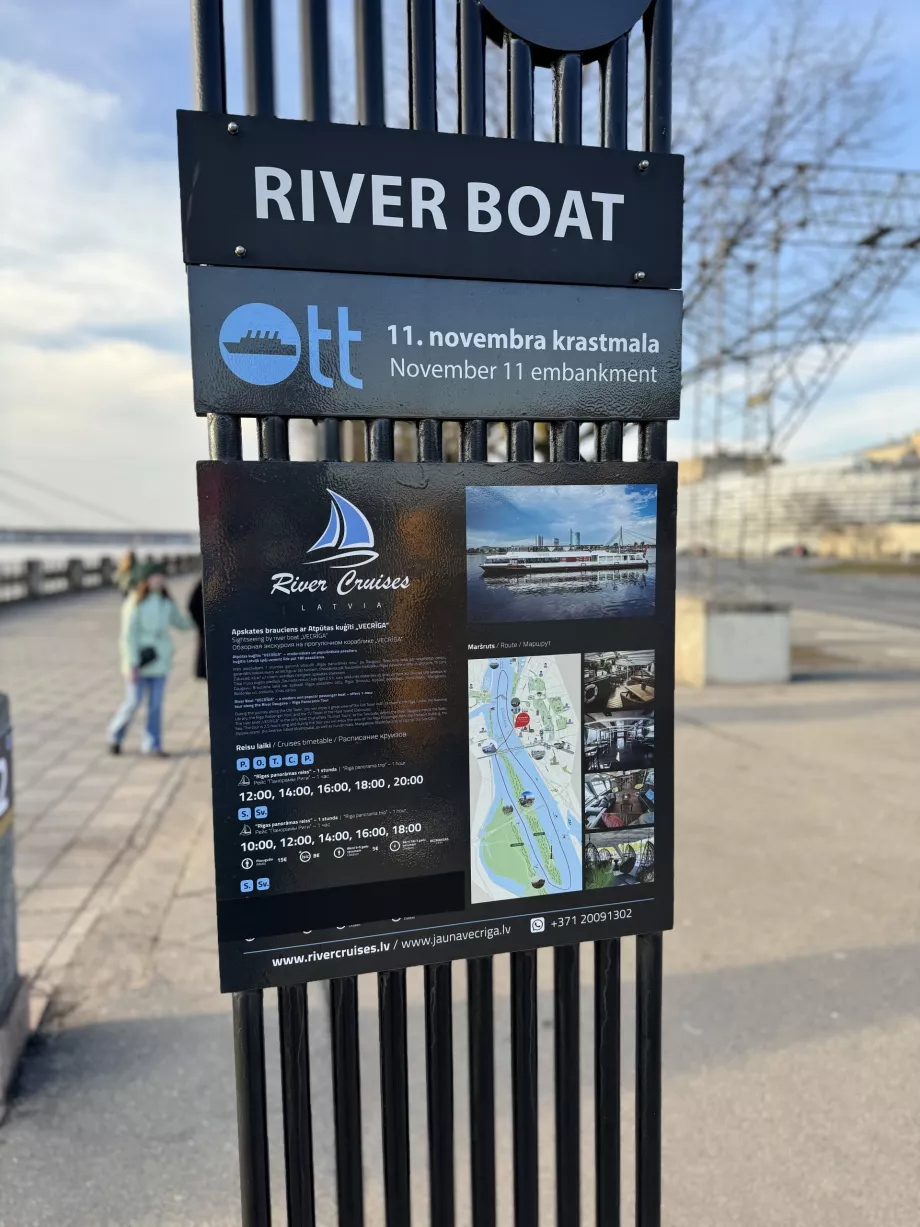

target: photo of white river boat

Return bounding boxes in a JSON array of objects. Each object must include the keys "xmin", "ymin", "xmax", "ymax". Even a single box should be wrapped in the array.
[{"xmin": 466, "ymin": 484, "xmax": 657, "ymax": 622}]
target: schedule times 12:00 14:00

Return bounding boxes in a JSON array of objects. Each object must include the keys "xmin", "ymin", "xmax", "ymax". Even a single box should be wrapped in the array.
[{"xmin": 239, "ymin": 774, "xmax": 425, "ymax": 802}]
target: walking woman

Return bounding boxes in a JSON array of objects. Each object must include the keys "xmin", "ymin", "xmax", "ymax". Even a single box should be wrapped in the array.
[{"xmin": 107, "ymin": 567, "xmax": 192, "ymax": 756}]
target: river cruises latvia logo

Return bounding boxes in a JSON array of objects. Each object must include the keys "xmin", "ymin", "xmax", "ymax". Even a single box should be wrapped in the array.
[{"xmin": 306, "ymin": 490, "xmax": 378, "ymax": 568}]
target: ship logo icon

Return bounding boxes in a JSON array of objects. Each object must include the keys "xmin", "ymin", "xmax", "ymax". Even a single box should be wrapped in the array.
[
  {"xmin": 223, "ymin": 329, "xmax": 297, "ymax": 356},
  {"xmin": 306, "ymin": 490, "xmax": 378, "ymax": 568},
  {"xmin": 218, "ymin": 303, "xmax": 301, "ymax": 386}
]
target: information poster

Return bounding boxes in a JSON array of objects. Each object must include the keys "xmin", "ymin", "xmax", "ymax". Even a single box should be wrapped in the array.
[{"xmin": 199, "ymin": 461, "xmax": 675, "ymax": 990}]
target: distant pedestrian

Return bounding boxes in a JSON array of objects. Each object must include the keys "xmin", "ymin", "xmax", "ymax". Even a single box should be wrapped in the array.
[
  {"xmin": 188, "ymin": 578, "xmax": 207, "ymax": 679},
  {"xmin": 114, "ymin": 549, "xmax": 142, "ymax": 596},
  {"xmin": 107, "ymin": 567, "xmax": 193, "ymax": 756}
]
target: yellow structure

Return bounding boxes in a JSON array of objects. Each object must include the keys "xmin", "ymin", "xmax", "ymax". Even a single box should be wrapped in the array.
[
  {"xmin": 819, "ymin": 521, "xmax": 920, "ymax": 559},
  {"xmin": 862, "ymin": 431, "xmax": 920, "ymax": 467}
]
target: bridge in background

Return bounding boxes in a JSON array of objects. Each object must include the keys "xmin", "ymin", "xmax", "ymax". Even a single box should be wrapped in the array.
[{"xmin": 0, "ymin": 529, "xmax": 198, "ymax": 547}]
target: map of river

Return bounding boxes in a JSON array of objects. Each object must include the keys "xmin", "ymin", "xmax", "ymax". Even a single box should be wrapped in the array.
[{"xmin": 468, "ymin": 654, "xmax": 582, "ymax": 903}]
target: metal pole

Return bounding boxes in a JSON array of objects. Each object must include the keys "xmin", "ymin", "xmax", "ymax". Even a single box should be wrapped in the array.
[
  {"xmin": 594, "ymin": 939, "xmax": 621, "ymax": 1227},
  {"xmin": 635, "ymin": 935, "xmax": 663, "ymax": 1227},
  {"xmin": 232, "ymin": 991, "xmax": 272, "ymax": 1227},
  {"xmin": 378, "ymin": 970, "xmax": 412, "ymax": 1227},
  {"xmin": 278, "ymin": 984, "xmax": 317, "ymax": 1227},
  {"xmin": 258, "ymin": 417, "xmax": 290, "ymax": 460},
  {"xmin": 511, "ymin": 949, "xmax": 538, "ymax": 1227},
  {"xmin": 554, "ymin": 945, "xmax": 580, "ymax": 1227},
  {"xmin": 191, "ymin": 0, "xmax": 227, "ymax": 112},
  {"xmin": 409, "ymin": 0, "xmax": 437, "ymax": 133},
  {"xmin": 600, "ymin": 36, "xmax": 628, "ymax": 152},
  {"xmin": 300, "ymin": 0, "xmax": 331, "ymax": 121},
  {"xmin": 355, "ymin": 0, "xmax": 385, "ymax": 126},
  {"xmin": 329, "ymin": 977, "xmax": 365, "ymax": 1227},
  {"xmin": 643, "ymin": 0, "xmax": 672, "ymax": 155},
  {"xmin": 467, "ymin": 957, "xmax": 496, "ymax": 1227},
  {"xmin": 425, "ymin": 962, "xmax": 455, "ymax": 1227},
  {"xmin": 244, "ymin": 0, "xmax": 276, "ymax": 116}
]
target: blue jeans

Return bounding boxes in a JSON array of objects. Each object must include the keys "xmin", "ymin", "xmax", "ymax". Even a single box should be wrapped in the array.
[{"xmin": 108, "ymin": 676, "xmax": 167, "ymax": 752}]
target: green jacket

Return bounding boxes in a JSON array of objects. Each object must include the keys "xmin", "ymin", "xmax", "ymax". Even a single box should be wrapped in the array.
[{"xmin": 119, "ymin": 592, "xmax": 193, "ymax": 678}]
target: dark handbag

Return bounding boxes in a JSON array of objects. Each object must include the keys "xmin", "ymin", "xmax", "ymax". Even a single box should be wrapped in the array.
[{"xmin": 138, "ymin": 646, "xmax": 158, "ymax": 668}]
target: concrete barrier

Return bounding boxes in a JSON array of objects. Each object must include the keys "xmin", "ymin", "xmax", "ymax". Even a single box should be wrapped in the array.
[
  {"xmin": 676, "ymin": 595, "xmax": 791, "ymax": 685},
  {"xmin": 0, "ymin": 693, "xmax": 28, "ymax": 1123}
]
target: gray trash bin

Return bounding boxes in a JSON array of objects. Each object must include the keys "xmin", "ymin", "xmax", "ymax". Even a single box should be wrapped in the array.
[{"xmin": 0, "ymin": 693, "xmax": 29, "ymax": 1121}]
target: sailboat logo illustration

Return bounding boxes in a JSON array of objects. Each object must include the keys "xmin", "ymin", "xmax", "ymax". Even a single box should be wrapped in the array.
[{"xmin": 306, "ymin": 490, "xmax": 379, "ymax": 568}]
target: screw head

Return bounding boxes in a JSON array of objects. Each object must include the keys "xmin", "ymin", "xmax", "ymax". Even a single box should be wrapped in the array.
[
  {"xmin": 234, "ymin": 245, "xmax": 247, "ymax": 258},
  {"xmin": 227, "ymin": 121, "xmax": 239, "ymax": 135},
  {"xmin": 637, "ymin": 159, "xmax": 650, "ymax": 171},
  {"xmin": 633, "ymin": 270, "xmax": 646, "ymax": 282}
]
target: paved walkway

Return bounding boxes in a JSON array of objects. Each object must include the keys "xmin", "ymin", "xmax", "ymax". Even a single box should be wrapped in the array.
[
  {"xmin": 0, "ymin": 591, "xmax": 918, "ymax": 1226},
  {"xmin": 0, "ymin": 580, "xmax": 208, "ymax": 1023}
]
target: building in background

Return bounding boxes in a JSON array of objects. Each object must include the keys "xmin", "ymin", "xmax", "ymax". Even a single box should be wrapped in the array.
[{"xmin": 678, "ymin": 431, "xmax": 920, "ymax": 558}]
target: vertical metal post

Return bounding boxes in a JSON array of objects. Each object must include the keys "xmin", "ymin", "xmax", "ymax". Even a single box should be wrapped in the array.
[
  {"xmin": 596, "ymin": 421, "xmax": 624, "ymax": 463},
  {"xmin": 467, "ymin": 957, "xmax": 496, "ymax": 1227},
  {"xmin": 505, "ymin": 36, "xmax": 534, "ymax": 461},
  {"xmin": 600, "ymin": 36, "xmax": 628, "ymax": 152},
  {"xmin": 426, "ymin": 962, "xmax": 455, "ymax": 1227},
  {"xmin": 329, "ymin": 977, "xmax": 365, "ymax": 1227},
  {"xmin": 365, "ymin": 419, "xmax": 395, "ymax": 460},
  {"xmin": 553, "ymin": 53, "xmax": 582, "ymax": 146},
  {"xmin": 301, "ymin": 0, "xmax": 331, "ymax": 121},
  {"xmin": 409, "ymin": 0, "xmax": 437, "ymax": 132},
  {"xmin": 355, "ymin": 0, "xmax": 386, "ymax": 126},
  {"xmin": 635, "ymin": 935, "xmax": 663, "ymax": 1227},
  {"xmin": 258, "ymin": 416, "xmax": 290, "ymax": 460},
  {"xmin": 191, "ymin": 0, "xmax": 227, "ymax": 112},
  {"xmin": 209, "ymin": 413, "xmax": 242, "ymax": 461},
  {"xmin": 244, "ymin": 0, "xmax": 276, "ymax": 116},
  {"xmin": 594, "ymin": 939, "xmax": 621, "ymax": 1227},
  {"xmin": 233, "ymin": 991, "xmax": 272, "ymax": 1227},
  {"xmin": 510, "ymin": 950, "xmax": 538, "ymax": 1227},
  {"xmin": 417, "ymin": 419, "xmax": 443, "ymax": 461},
  {"xmin": 279, "ymin": 984, "xmax": 317, "ymax": 1227},
  {"xmin": 550, "ymin": 421, "xmax": 581, "ymax": 462},
  {"xmin": 643, "ymin": 0, "xmax": 672, "ymax": 154},
  {"xmin": 324, "ymin": 419, "xmax": 342, "ymax": 461},
  {"xmin": 378, "ymin": 970, "xmax": 412, "ymax": 1227},
  {"xmin": 554, "ymin": 945, "xmax": 580, "ymax": 1227},
  {"xmin": 457, "ymin": 0, "xmax": 485, "ymax": 137},
  {"xmin": 458, "ymin": 0, "xmax": 486, "ymax": 464}
]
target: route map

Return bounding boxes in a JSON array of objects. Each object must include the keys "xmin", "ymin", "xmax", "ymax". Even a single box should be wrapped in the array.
[{"xmin": 468, "ymin": 654, "xmax": 582, "ymax": 903}]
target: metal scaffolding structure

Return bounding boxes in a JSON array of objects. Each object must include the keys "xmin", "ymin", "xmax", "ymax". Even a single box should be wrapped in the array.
[{"xmin": 683, "ymin": 160, "xmax": 920, "ymax": 461}]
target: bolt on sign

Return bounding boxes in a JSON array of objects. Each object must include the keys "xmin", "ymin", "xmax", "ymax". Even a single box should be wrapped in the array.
[{"xmin": 180, "ymin": 107, "xmax": 682, "ymax": 989}]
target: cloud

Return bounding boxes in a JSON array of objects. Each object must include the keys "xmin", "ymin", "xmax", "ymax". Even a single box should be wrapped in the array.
[
  {"xmin": 0, "ymin": 59, "xmax": 203, "ymax": 527},
  {"xmin": 466, "ymin": 484, "xmax": 657, "ymax": 548}
]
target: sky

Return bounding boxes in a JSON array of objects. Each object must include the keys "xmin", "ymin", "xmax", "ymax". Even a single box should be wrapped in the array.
[
  {"xmin": 1, "ymin": 0, "xmax": 919, "ymax": 528},
  {"xmin": 466, "ymin": 484, "xmax": 658, "ymax": 548}
]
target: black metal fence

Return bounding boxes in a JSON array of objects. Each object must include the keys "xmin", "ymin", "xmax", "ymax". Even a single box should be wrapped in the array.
[{"xmin": 192, "ymin": 1, "xmax": 671, "ymax": 1223}]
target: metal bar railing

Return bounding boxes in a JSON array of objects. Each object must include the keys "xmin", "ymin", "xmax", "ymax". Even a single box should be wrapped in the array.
[
  {"xmin": 466, "ymin": 957, "xmax": 496, "ymax": 1227},
  {"xmin": 378, "ymin": 969, "xmax": 412, "ymax": 1227},
  {"xmin": 594, "ymin": 939, "xmax": 621, "ymax": 1227},
  {"xmin": 510, "ymin": 950, "xmax": 539, "ymax": 1227},
  {"xmin": 279, "ymin": 985, "xmax": 317, "ymax": 1227},
  {"xmin": 330, "ymin": 976, "xmax": 365, "ymax": 1227},
  {"xmin": 425, "ymin": 962, "xmax": 456, "ymax": 1227},
  {"xmin": 301, "ymin": 0, "xmax": 331, "ymax": 122},
  {"xmin": 233, "ymin": 991, "xmax": 273, "ymax": 1226},
  {"xmin": 244, "ymin": 0, "xmax": 276, "ymax": 117}
]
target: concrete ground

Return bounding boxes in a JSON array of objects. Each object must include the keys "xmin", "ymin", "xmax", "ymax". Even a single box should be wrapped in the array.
[{"xmin": 0, "ymin": 586, "xmax": 918, "ymax": 1226}]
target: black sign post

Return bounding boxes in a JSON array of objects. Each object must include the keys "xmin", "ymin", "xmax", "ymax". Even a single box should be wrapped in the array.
[{"xmin": 183, "ymin": 0, "xmax": 679, "ymax": 1223}]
